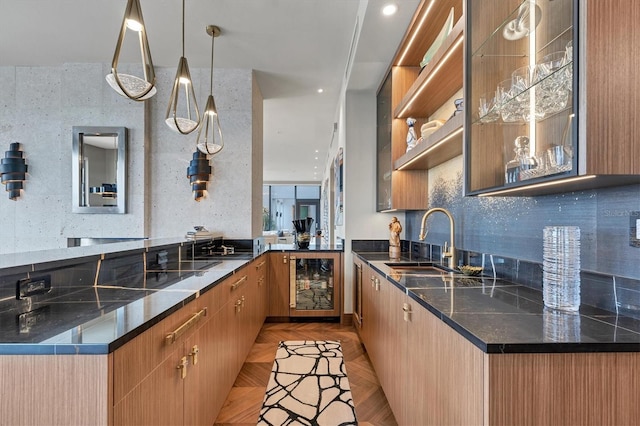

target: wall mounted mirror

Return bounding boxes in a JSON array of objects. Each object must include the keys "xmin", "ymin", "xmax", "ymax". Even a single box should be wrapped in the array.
[{"xmin": 72, "ymin": 126, "xmax": 127, "ymax": 214}]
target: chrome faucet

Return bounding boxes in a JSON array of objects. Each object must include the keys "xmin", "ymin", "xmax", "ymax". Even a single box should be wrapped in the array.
[{"xmin": 419, "ymin": 208, "xmax": 456, "ymax": 270}]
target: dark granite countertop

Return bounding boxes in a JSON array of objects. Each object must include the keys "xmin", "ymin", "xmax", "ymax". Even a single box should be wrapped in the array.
[
  {"xmin": 0, "ymin": 258, "xmax": 248, "ymax": 355},
  {"xmin": 267, "ymin": 243, "xmax": 343, "ymax": 252},
  {"xmin": 0, "ymin": 240, "xmax": 344, "ymax": 355},
  {"xmin": 354, "ymin": 251, "xmax": 640, "ymax": 354}
]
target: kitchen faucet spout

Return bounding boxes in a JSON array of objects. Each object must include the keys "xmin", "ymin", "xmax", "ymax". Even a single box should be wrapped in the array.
[{"xmin": 419, "ymin": 208, "xmax": 456, "ymax": 269}]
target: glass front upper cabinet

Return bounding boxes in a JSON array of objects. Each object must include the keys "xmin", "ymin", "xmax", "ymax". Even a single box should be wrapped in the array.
[{"xmin": 465, "ymin": 0, "xmax": 576, "ymax": 194}]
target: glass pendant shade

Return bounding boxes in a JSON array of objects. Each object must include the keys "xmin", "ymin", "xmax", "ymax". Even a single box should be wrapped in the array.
[
  {"xmin": 196, "ymin": 25, "xmax": 224, "ymax": 155},
  {"xmin": 106, "ymin": 0, "xmax": 157, "ymax": 101},
  {"xmin": 166, "ymin": 0, "xmax": 200, "ymax": 134},
  {"xmin": 165, "ymin": 56, "xmax": 200, "ymax": 134},
  {"xmin": 187, "ymin": 150, "xmax": 211, "ymax": 201},
  {"xmin": 196, "ymin": 95, "xmax": 223, "ymax": 154}
]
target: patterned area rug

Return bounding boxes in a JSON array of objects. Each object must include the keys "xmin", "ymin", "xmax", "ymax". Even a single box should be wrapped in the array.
[{"xmin": 257, "ymin": 340, "xmax": 357, "ymax": 426}]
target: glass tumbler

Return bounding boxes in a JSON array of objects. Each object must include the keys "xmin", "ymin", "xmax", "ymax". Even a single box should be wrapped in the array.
[
  {"xmin": 535, "ymin": 51, "xmax": 569, "ymax": 114},
  {"xmin": 496, "ymin": 79, "xmax": 519, "ymax": 122},
  {"xmin": 478, "ymin": 92, "xmax": 499, "ymax": 123}
]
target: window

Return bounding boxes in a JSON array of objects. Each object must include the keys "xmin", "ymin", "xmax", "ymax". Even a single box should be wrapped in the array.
[{"xmin": 263, "ymin": 185, "xmax": 321, "ymax": 233}]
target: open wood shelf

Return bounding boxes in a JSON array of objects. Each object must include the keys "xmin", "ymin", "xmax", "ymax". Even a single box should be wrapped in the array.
[
  {"xmin": 393, "ymin": 18, "xmax": 464, "ymax": 119},
  {"xmin": 394, "ymin": 113, "xmax": 463, "ymax": 170},
  {"xmin": 376, "ymin": 0, "xmax": 464, "ymax": 211}
]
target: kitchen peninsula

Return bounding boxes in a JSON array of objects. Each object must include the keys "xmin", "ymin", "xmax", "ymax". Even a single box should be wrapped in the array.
[{"xmin": 0, "ymin": 237, "xmax": 343, "ymax": 426}]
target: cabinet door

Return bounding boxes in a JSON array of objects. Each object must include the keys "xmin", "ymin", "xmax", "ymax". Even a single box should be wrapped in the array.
[
  {"xmin": 359, "ymin": 264, "xmax": 376, "ymax": 361},
  {"xmin": 466, "ymin": 0, "xmax": 576, "ymax": 194},
  {"xmin": 377, "ymin": 71, "xmax": 393, "ymax": 211},
  {"xmin": 404, "ymin": 296, "xmax": 484, "ymax": 425},
  {"xmin": 228, "ymin": 271, "xmax": 250, "ymax": 371},
  {"xmin": 376, "ymin": 276, "xmax": 408, "ymax": 424},
  {"xmin": 113, "ymin": 343, "xmax": 185, "ymax": 426},
  {"xmin": 254, "ymin": 255, "xmax": 269, "ymax": 323},
  {"xmin": 268, "ymin": 252, "xmax": 291, "ymax": 317},
  {"xmin": 289, "ymin": 252, "xmax": 342, "ymax": 317},
  {"xmin": 183, "ymin": 326, "xmax": 215, "ymax": 426}
]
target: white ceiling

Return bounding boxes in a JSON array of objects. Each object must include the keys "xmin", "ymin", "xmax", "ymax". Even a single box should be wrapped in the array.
[{"xmin": 0, "ymin": 0, "xmax": 419, "ymax": 182}]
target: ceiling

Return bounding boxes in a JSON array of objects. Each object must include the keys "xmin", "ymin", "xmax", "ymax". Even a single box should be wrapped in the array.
[{"xmin": 0, "ymin": 0, "xmax": 419, "ymax": 182}]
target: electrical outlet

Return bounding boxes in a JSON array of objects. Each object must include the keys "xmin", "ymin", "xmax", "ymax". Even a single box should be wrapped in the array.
[
  {"xmin": 631, "ymin": 212, "xmax": 640, "ymax": 248},
  {"xmin": 16, "ymin": 275, "xmax": 52, "ymax": 299}
]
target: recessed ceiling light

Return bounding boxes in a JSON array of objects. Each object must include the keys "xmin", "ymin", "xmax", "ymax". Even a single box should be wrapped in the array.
[
  {"xmin": 315, "ymin": 149, "xmax": 319, "ymax": 153},
  {"xmin": 382, "ymin": 4, "xmax": 398, "ymax": 16},
  {"xmin": 317, "ymin": 88, "xmax": 324, "ymax": 94},
  {"xmin": 314, "ymin": 157, "xmax": 318, "ymax": 160}
]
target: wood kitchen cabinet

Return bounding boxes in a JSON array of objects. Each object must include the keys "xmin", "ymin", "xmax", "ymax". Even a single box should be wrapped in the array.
[
  {"xmin": 253, "ymin": 255, "xmax": 269, "ymax": 322},
  {"xmin": 0, "ymin": 254, "xmax": 268, "ymax": 426},
  {"xmin": 360, "ymin": 265, "xmax": 484, "ymax": 425},
  {"xmin": 358, "ymin": 257, "xmax": 640, "ymax": 425},
  {"xmin": 113, "ymin": 258, "xmax": 267, "ymax": 426},
  {"xmin": 465, "ymin": 0, "xmax": 640, "ymax": 195},
  {"xmin": 268, "ymin": 251, "xmax": 343, "ymax": 319},
  {"xmin": 112, "ymin": 298, "xmax": 202, "ymax": 426},
  {"xmin": 289, "ymin": 252, "xmax": 342, "ymax": 318},
  {"xmin": 357, "ymin": 263, "xmax": 386, "ymax": 376},
  {"xmin": 376, "ymin": 0, "xmax": 464, "ymax": 211},
  {"xmin": 268, "ymin": 252, "xmax": 291, "ymax": 317}
]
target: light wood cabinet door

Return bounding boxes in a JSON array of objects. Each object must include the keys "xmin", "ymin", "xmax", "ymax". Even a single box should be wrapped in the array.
[
  {"xmin": 183, "ymin": 316, "xmax": 223, "ymax": 426},
  {"xmin": 355, "ymin": 261, "xmax": 371, "ymax": 347},
  {"xmin": 404, "ymin": 295, "xmax": 484, "ymax": 425},
  {"xmin": 361, "ymin": 265, "xmax": 381, "ymax": 371},
  {"xmin": 376, "ymin": 276, "xmax": 408, "ymax": 424},
  {"xmin": 113, "ymin": 298, "xmax": 204, "ymax": 426},
  {"xmin": 254, "ymin": 255, "xmax": 269, "ymax": 323},
  {"xmin": 268, "ymin": 252, "xmax": 291, "ymax": 317}
]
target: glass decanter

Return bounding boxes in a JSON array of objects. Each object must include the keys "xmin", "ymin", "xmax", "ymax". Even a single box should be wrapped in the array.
[{"xmin": 505, "ymin": 136, "xmax": 536, "ymax": 183}]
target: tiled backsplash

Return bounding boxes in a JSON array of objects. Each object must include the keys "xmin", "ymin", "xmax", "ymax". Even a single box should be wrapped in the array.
[{"xmin": 399, "ymin": 165, "xmax": 640, "ymax": 320}]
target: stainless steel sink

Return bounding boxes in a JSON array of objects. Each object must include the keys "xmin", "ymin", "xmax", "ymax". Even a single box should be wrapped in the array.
[{"xmin": 384, "ymin": 262, "xmax": 458, "ymax": 275}]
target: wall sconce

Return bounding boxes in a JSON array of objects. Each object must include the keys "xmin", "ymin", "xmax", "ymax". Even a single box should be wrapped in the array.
[
  {"xmin": 187, "ymin": 151, "xmax": 211, "ymax": 201},
  {"xmin": 196, "ymin": 25, "xmax": 224, "ymax": 155},
  {"xmin": 106, "ymin": 0, "xmax": 156, "ymax": 101},
  {"xmin": 166, "ymin": 0, "xmax": 200, "ymax": 134},
  {"xmin": 0, "ymin": 143, "xmax": 28, "ymax": 200}
]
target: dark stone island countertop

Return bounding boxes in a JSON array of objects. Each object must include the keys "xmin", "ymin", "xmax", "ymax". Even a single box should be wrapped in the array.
[
  {"xmin": 354, "ymin": 251, "xmax": 640, "ymax": 354},
  {"xmin": 0, "ymin": 239, "xmax": 343, "ymax": 355},
  {"xmin": 0, "ymin": 258, "xmax": 248, "ymax": 355}
]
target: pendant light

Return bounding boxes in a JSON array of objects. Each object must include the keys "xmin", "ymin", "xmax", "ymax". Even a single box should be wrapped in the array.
[
  {"xmin": 106, "ymin": 0, "xmax": 156, "ymax": 101},
  {"xmin": 196, "ymin": 25, "xmax": 224, "ymax": 155},
  {"xmin": 187, "ymin": 150, "xmax": 211, "ymax": 201},
  {"xmin": 165, "ymin": 0, "xmax": 200, "ymax": 134}
]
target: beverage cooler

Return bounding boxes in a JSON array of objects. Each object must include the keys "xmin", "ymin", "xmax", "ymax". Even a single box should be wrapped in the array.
[{"xmin": 289, "ymin": 252, "xmax": 341, "ymax": 317}]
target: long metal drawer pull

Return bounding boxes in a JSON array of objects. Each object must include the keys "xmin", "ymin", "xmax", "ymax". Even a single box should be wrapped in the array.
[
  {"xmin": 165, "ymin": 308, "xmax": 207, "ymax": 345},
  {"xmin": 255, "ymin": 260, "xmax": 266, "ymax": 269},
  {"xmin": 231, "ymin": 275, "xmax": 248, "ymax": 291}
]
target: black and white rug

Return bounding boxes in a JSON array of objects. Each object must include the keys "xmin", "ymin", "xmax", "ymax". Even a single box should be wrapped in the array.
[{"xmin": 257, "ymin": 340, "xmax": 357, "ymax": 426}]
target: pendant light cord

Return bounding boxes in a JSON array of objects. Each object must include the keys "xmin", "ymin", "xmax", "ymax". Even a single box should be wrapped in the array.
[
  {"xmin": 209, "ymin": 34, "xmax": 215, "ymax": 95},
  {"xmin": 181, "ymin": 0, "xmax": 185, "ymax": 57}
]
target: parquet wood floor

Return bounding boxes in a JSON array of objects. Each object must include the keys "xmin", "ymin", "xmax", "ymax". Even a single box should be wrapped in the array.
[{"xmin": 214, "ymin": 321, "xmax": 397, "ymax": 425}]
